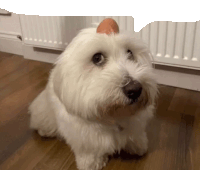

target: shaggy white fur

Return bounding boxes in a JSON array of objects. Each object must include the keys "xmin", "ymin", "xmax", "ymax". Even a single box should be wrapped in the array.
[{"xmin": 29, "ymin": 22, "xmax": 158, "ymax": 170}]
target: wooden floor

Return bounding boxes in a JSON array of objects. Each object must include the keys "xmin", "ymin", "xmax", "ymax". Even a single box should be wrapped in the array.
[{"xmin": 0, "ymin": 51, "xmax": 200, "ymax": 170}]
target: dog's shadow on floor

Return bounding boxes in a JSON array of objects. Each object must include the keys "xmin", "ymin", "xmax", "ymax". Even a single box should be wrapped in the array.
[{"xmin": 110, "ymin": 150, "xmax": 146, "ymax": 162}]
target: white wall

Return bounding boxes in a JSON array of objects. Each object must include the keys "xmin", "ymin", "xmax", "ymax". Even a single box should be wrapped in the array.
[
  {"xmin": 0, "ymin": 10, "xmax": 22, "ymax": 55},
  {"xmin": 0, "ymin": 12, "xmax": 21, "ymax": 35}
]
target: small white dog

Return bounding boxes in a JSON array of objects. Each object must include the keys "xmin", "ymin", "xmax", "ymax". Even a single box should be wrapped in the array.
[{"xmin": 29, "ymin": 18, "xmax": 158, "ymax": 170}]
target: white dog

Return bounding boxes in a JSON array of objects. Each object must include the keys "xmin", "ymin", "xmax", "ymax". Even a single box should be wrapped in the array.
[{"xmin": 29, "ymin": 18, "xmax": 158, "ymax": 170}]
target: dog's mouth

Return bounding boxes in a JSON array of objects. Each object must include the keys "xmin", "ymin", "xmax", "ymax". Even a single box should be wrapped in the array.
[
  {"xmin": 99, "ymin": 95, "xmax": 145, "ymax": 119},
  {"xmin": 129, "ymin": 98, "xmax": 139, "ymax": 105}
]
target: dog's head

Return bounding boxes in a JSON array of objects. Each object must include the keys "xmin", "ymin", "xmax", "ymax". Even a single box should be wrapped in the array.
[{"xmin": 53, "ymin": 18, "xmax": 158, "ymax": 120}]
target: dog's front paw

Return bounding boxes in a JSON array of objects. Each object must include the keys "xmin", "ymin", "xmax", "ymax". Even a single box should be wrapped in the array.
[
  {"xmin": 76, "ymin": 154, "xmax": 108, "ymax": 170},
  {"xmin": 38, "ymin": 129, "xmax": 56, "ymax": 138},
  {"xmin": 90, "ymin": 155, "xmax": 108, "ymax": 170},
  {"xmin": 125, "ymin": 132, "xmax": 148, "ymax": 156},
  {"xmin": 134, "ymin": 141, "xmax": 148, "ymax": 156},
  {"xmin": 125, "ymin": 141, "xmax": 148, "ymax": 156}
]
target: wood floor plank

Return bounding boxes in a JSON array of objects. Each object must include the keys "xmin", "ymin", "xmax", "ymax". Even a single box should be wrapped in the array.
[
  {"xmin": 103, "ymin": 159, "xmax": 122, "ymax": 170},
  {"xmin": 0, "ymin": 52, "xmax": 13, "ymax": 62},
  {"xmin": 0, "ymin": 134, "xmax": 57, "ymax": 170},
  {"xmin": 59, "ymin": 152, "xmax": 76, "ymax": 170},
  {"xmin": 0, "ymin": 59, "xmax": 44, "ymax": 90},
  {"xmin": 168, "ymin": 88, "xmax": 191, "ymax": 113},
  {"xmin": 183, "ymin": 90, "xmax": 200, "ymax": 115},
  {"xmin": 0, "ymin": 55, "xmax": 25, "ymax": 78},
  {"xmin": 0, "ymin": 76, "xmax": 50, "ymax": 163},
  {"xmin": 33, "ymin": 140, "xmax": 73, "ymax": 170},
  {"xmin": 175, "ymin": 113, "xmax": 194, "ymax": 170},
  {"xmin": 156, "ymin": 85, "xmax": 176, "ymax": 112},
  {"xmin": 146, "ymin": 118, "xmax": 180, "ymax": 170},
  {"xmin": 0, "ymin": 78, "xmax": 48, "ymax": 126},
  {"xmin": 0, "ymin": 106, "xmax": 32, "ymax": 164},
  {"xmin": 168, "ymin": 88, "xmax": 200, "ymax": 114},
  {"xmin": 0, "ymin": 63, "xmax": 52, "ymax": 101},
  {"xmin": 194, "ymin": 107, "xmax": 200, "ymax": 129},
  {"xmin": 190, "ymin": 108, "xmax": 200, "ymax": 170}
]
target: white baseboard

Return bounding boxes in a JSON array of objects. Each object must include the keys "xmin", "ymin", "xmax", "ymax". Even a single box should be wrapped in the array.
[
  {"xmin": 23, "ymin": 45, "xmax": 62, "ymax": 63},
  {"xmin": 0, "ymin": 37, "xmax": 23, "ymax": 56},
  {"xmin": 155, "ymin": 65, "xmax": 200, "ymax": 91}
]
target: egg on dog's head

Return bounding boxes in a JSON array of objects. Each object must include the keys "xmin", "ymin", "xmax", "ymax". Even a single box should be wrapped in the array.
[{"xmin": 97, "ymin": 18, "xmax": 119, "ymax": 35}]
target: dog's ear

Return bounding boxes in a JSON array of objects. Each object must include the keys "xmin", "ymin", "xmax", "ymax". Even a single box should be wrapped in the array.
[{"xmin": 97, "ymin": 18, "xmax": 119, "ymax": 35}]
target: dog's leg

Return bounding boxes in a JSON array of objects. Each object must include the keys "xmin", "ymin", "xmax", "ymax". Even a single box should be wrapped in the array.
[
  {"xmin": 75, "ymin": 152, "xmax": 108, "ymax": 170},
  {"xmin": 125, "ymin": 131, "xmax": 148, "ymax": 156},
  {"xmin": 29, "ymin": 90, "xmax": 57, "ymax": 137}
]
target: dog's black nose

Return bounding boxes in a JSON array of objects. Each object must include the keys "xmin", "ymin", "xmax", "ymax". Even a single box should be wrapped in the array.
[{"xmin": 122, "ymin": 80, "xmax": 142, "ymax": 101}]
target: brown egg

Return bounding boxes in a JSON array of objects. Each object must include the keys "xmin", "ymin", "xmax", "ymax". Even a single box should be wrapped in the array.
[{"xmin": 97, "ymin": 18, "xmax": 119, "ymax": 35}]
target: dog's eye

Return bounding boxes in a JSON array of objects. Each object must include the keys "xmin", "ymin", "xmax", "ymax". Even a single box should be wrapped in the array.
[
  {"xmin": 127, "ymin": 49, "xmax": 134, "ymax": 60},
  {"xmin": 92, "ymin": 53, "xmax": 105, "ymax": 66}
]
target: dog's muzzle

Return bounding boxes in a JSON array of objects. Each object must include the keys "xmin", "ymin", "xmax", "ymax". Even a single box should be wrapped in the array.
[{"xmin": 122, "ymin": 79, "xmax": 142, "ymax": 103}]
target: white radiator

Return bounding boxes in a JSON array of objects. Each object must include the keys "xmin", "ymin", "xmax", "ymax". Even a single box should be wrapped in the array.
[
  {"xmin": 19, "ymin": 16, "xmax": 134, "ymax": 50},
  {"xmin": 136, "ymin": 21, "xmax": 200, "ymax": 69},
  {"xmin": 19, "ymin": 16, "xmax": 200, "ymax": 69}
]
